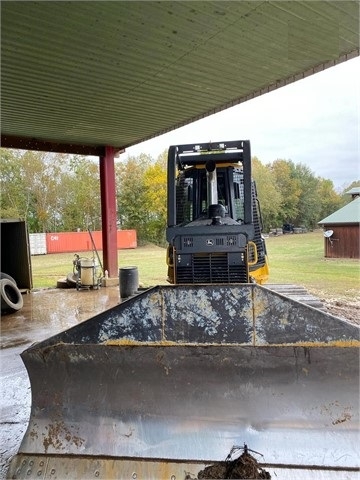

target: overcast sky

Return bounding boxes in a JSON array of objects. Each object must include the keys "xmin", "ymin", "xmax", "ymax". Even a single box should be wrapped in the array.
[{"xmin": 121, "ymin": 56, "xmax": 359, "ymax": 191}]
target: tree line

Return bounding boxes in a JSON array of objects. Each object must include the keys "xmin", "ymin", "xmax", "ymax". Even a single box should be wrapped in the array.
[{"xmin": 1, "ymin": 148, "xmax": 358, "ymax": 245}]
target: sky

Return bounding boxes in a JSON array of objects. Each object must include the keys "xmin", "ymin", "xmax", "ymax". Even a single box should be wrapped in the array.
[{"xmin": 120, "ymin": 56, "xmax": 359, "ymax": 191}]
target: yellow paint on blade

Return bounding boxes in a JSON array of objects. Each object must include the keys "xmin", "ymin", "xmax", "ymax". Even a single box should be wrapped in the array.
[{"xmin": 102, "ymin": 339, "xmax": 360, "ymax": 347}]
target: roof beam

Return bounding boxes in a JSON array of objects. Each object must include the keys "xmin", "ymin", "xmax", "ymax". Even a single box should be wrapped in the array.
[{"xmin": 1, "ymin": 135, "xmax": 124, "ymax": 156}]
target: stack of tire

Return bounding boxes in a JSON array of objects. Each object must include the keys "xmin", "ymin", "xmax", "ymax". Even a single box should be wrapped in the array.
[{"xmin": 0, "ymin": 273, "xmax": 24, "ymax": 314}]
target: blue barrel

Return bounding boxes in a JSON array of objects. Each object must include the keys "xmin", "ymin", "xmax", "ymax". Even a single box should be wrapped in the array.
[{"xmin": 119, "ymin": 266, "xmax": 139, "ymax": 298}]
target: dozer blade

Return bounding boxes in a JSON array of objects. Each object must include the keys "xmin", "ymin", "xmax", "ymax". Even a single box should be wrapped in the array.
[{"xmin": 7, "ymin": 285, "xmax": 359, "ymax": 479}]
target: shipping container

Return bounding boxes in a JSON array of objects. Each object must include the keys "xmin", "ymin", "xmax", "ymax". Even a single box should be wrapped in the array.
[
  {"xmin": 29, "ymin": 233, "xmax": 47, "ymax": 255},
  {"xmin": 46, "ymin": 230, "xmax": 136, "ymax": 254},
  {"xmin": 117, "ymin": 230, "xmax": 137, "ymax": 249}
]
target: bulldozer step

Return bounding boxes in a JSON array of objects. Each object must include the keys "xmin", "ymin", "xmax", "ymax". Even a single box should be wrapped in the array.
[{"xmin": 265, "ymin": 284, "xmax": 325, "ymax": 310}]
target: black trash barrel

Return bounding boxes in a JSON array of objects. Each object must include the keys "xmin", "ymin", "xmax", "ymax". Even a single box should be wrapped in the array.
[{"xmin": 119, "ymin": 266, "xmax": 139, "ymax": 298}]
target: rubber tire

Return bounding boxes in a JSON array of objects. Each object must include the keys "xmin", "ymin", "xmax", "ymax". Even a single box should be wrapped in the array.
[
  {"xmin": 0, "ymin": 272, "xmax": 17, "ymax": 285},
  {"xmin": 0, "ymin": 278, "xmax": 24, "ymax": 313}
]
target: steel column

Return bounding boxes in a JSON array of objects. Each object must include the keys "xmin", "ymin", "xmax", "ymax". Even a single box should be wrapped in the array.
[{"xmin": 99, "ymin": 146, "xmax": 118, "ymax": 277}]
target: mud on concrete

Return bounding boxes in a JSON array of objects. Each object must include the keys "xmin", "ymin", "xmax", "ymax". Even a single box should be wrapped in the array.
[{"xmin": 0, "ymin": 286, "xmax": 122, "ymax": 479}]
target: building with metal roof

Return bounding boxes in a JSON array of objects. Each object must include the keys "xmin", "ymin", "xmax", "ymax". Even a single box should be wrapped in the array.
[
  {"xmin": 345, "ymin": 187, "xmax": 360, "ymax": 199},
  {"xmin": 318, "ymin": 197, "xmax": 360, "ymax": 258}
]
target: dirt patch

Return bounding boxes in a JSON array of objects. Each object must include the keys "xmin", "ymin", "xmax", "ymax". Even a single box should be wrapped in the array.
[
  {"xmin": 323, "ymin": 298, "xmax": 360, "ymax": 325},
  {"xmin": 197, "ymin": 446, "xmax": 271, "ymax": 479}
]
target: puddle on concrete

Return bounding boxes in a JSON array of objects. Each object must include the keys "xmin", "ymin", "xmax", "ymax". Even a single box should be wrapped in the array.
[
  {"xmin": 0, "ymin": 286, "xmax": 122, "ymax": 477},
  {"xmin": 1, "ymin": 286, "xmax": 121, "ymax": 349}
]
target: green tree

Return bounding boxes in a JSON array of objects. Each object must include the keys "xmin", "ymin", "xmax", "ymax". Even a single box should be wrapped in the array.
[
  {"xmin": 317, "ymin": 178, "xmax": 343, "ymax": 221},
  {"xmin": 116, "ymin": 152, "xmax": 168, "ymax": 245},
  {"xmin": 61, "ymin": 156, "xmax": 101, "ymax": 231},
  {"xmin": 116, "ymin": 154, "xmax": 152, "ymax": 243},
  {"xmin": 291, "ymin": 163, "xmax": 321, "ymax": 229},
  {"xmin": 0, "ymin": 149, "xmax": 66, "ymax": 232},
  {"xmin": 21, "ymin": 150, "xmax": 66, "ymax": 232},
  {"xmin": 0, "ymin": 149, "xmax": 102, "ymax": 232},
  {"xmin": 2, "ymin": 146, "xmax": 345, "ymax": 240},
  {"xmin": 269, "ymin": 159, "xmax": 301, "ymax": 225},
  {"xmin": 0, "ymin": 149, "xmax": 27, "ymax": 220},
  {"xmin": 143, "ymin": 152, "xmax": 167, "ymax": 244},
  {"xmin": 252, "ymin": 157, "xmax": 282, "ymax": 231}
]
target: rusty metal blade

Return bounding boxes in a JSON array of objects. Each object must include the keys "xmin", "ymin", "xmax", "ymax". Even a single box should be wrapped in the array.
[{"xmin": 9, "ymin": 285, "xmax": 360, "ymax": 478}]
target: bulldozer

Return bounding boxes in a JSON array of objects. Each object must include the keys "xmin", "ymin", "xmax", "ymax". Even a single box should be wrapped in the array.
[
  {"xmin": 7, "ymin": 141, "xmax": 359, "ymax": 479},
  {"xmin": 166, "ymin": 140, "xmax": 268, "ymax": 285}
]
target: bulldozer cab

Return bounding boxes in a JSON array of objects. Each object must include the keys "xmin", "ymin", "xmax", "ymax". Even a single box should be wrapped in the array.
[
  {"xmin": 166, "ymin": 141, "xmax": 269, "ymax": 284},
  {"xmin": 175, "ymin": 165, "xmax": 244, "ymax": 224}
]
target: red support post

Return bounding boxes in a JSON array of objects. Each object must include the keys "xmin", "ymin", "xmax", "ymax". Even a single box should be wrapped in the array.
[{"xmin": 99, "ymin": 146, "xmax": 118, "ymax": 278}]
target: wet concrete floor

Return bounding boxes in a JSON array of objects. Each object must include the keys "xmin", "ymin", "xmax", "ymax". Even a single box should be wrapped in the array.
[{"xmin": 0, "ymin": 285, "xmax": 122, "ymax": 479}]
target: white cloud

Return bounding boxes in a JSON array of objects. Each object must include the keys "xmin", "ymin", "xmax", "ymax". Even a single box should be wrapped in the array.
[{"xmin": 122, "ymin": 56, "xmax": 360, "ymax": 189}]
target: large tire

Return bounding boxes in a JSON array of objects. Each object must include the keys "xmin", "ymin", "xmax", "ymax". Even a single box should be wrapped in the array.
[
  {"xmin": 0, "ymin": 278, "xmax": 24, "ymax": 313},
  {"xmin": 0, "ymin": 272, "xmax": 17, "ymax": 285}
]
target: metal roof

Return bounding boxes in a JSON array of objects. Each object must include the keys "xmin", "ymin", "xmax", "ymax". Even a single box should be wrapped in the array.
[
  {"xmin": 318, "ymin": 197, "xmax": 360, "ymax": 225},
  {"xmin": 345, "ymin": 187, "xmax": 360, "ymax": 196},
  {"xmin": 1, "ymin": 1, "xmax": 359, "ymax": 156}
]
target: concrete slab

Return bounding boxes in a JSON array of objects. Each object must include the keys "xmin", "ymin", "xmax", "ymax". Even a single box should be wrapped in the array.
[
  {"xmin": 101, "ymin": 276, "xmax": 119, "ymax": 287},
  {"xmin": 0, "ymin": 286, "xmax": 121, "ymax": 478}
]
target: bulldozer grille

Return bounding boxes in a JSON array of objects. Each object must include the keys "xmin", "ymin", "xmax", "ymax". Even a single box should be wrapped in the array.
[{"xmin": 176, "ymin": 253, "xmax": 248, "ymax": 284}]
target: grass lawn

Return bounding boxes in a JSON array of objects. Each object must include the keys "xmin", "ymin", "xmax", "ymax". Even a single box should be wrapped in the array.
[
  {"xmin": 31, "ymin": 244, "xmax": 168, "ymax": 289},
  {"xmin": 266, "ymin": 231, "xmax": 359, "ymax": 300},
  {"xmin": 31, "ymin": 231, "xmax": 359, "ymax": 301}
]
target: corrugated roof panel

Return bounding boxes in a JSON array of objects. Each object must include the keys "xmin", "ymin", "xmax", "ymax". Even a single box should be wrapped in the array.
[
  {"xmin": 319, "ymin": 198, "xmax": 360, "ymax": 225},
  {"xmin": 1, "ymin": 1, "xmax": 359, "ymax": 153},
  {"xmin": 345, "ymin": 188, "xmax": 360, "ymax": 196}
]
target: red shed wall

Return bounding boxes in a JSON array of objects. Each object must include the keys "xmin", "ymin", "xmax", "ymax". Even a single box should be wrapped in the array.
[
  {"xmin": 324, "ymin": 225, "xmax": 359, "ymax": 259},
  {"xmin": 46, "ymin": 230, "xmax": 136, "ymax": 254}
]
